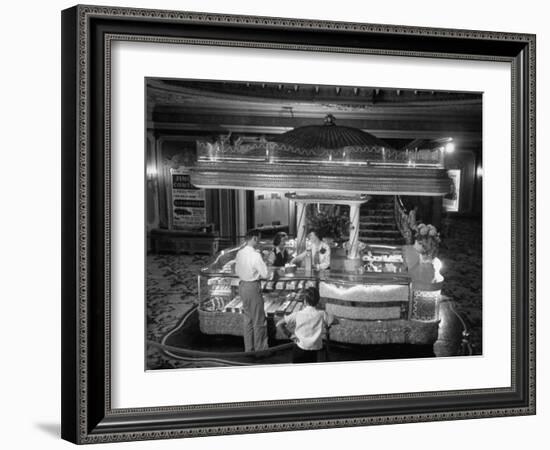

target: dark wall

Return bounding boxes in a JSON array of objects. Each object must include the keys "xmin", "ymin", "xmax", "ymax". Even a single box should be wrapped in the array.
[{"xmin": 400, "ymin": 147, "xmax": 482, "ymax": 229}]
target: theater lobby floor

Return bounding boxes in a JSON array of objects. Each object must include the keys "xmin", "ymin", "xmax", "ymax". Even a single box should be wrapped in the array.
[{"xmin": 146, "ymin": 217, "xmax": 482, "ymax": 370}]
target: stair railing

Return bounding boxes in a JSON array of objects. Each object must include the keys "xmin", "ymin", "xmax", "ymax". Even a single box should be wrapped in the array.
[{"xmin": 394, "ymin": 195, "xmax": 414, "ymax": 244}]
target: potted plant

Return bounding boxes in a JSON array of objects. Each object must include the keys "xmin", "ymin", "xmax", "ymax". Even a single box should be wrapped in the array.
[{"xmin": 306, "ymin": 204, "xmax": 350, "ymax": 245}]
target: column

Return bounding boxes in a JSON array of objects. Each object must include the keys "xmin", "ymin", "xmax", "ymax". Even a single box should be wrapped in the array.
[
  {"xmin": 236, "ymin": 189, "xmax": 247, "ymax": 241},
  {"xmin": 348, "ymin": 203, "xmax": 361, "ymax": 259},
  {"xmin": 146, "ymin": 133, "xmax": 160, "ymax": 231},
  {"xmin": 295, "ymin": 201, "xmax": 307, "ymax": 254},
  {"xmin": 156, "ymin": 137, "xmax": 169, "ymax": 229},
  {"xmin": 218, "ymin": 189, "xmax": 236, "ymax": 242},
  {"xmin": 288, "ymin": 198, "xmax": 296, "ymax": 237}
]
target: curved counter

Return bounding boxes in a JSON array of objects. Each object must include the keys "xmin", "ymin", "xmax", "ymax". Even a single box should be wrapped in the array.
[{"xmin": 197, "ymin": 244, "xmax": 442, "ymax": 346}]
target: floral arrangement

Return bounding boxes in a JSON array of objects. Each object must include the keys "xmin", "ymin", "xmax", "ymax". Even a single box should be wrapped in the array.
[
  {"xmin": 306, "ymin": 204, "xmax": 350, "ymax": 241},
  {"xmin": 414, "ymin": 223, "xmax": 441, "ymax": 259}
]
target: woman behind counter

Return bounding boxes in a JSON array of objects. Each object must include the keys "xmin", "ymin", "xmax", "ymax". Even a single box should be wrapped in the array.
[
  {"xmin": 291, "ymin": 229, "xmax": 331, "ymax": 270},
  {"xmin": 267, "ymin": 232, "xmax": 292, "ymax": 267}
]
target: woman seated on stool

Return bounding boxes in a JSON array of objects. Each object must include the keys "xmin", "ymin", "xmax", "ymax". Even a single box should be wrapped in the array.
[
  {"xmin": 276, "ymin": 287, "xmax": 334, "ymax": 363},
  {"xmin": 291, "ymin": 229, "xmax": 331, "ymax": 270},
  {"xmin": 267, "ymin": 232, "xmax": 292, "ymax": 267}
]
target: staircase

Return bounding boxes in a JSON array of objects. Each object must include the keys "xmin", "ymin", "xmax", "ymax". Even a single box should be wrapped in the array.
[{"xmin": 359, "ymin": 196, "xmax": 404, "ymax": 245}]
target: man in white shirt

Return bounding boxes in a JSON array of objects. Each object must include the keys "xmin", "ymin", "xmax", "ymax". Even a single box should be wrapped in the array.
[
  {"xmin": 276, "ymin": 287, "xmax": 334, "ymax": 363},
  {"xmin": 235, "ymin": 229, "xmax": 269, "ymax": 352}
]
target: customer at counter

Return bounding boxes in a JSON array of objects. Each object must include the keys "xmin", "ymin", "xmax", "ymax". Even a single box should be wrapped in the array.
[
  {"xmin": 291, "ymin": 229, "xmax": 331, "ymax": 270},
  {"xmin": 235, "ymin": 229, "xmax": 269, "ymax": 352},
  {"xmin": 402, "ymin": 223, "xmax": 444, "ymax": 292},
  {"xmin": 276, "ymin": 287, "xmax": 334, "ymax": 363},
  {"xmin": 267, "ymin": 232, "xmax": 292, "ymax": 267}
]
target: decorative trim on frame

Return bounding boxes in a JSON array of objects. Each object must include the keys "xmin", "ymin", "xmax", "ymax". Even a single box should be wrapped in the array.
[{"xmin": 64, "ymin": 4, "xmax": 536, "ymax": 444}]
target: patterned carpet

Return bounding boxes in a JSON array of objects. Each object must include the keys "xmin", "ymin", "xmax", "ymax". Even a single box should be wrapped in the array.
[
  {"xmin": 146, "ymin": 217, "xmax": 482, "ymax": 369},
  {"xmin": 146, "ymin": 253, "xmax": 210, "ymax": 369},
  {"xmin": 438, "ymin": 217, "xmax": 482, "ymax": 353}
]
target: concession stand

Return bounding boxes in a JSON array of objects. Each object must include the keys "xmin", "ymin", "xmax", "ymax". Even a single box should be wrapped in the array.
[
  {"xmin": 196, "ymin": 241, "xmax": 444, "ymax": 348},
  {"xmin": 188, "ymin": 115, "xmax": 457, "ymax": 353}
]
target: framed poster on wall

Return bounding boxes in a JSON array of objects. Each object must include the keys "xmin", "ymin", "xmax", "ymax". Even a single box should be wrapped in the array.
[
  {"xmin": 443, "ymin": 169, "xmax": 461, "ymax": 212},
  {"xmin": 170, "ymin": 168, "xmax": 206, "ymax": 229}
]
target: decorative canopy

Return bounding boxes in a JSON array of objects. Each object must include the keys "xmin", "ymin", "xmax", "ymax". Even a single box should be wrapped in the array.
[
  {"xmin": 271, "ymin": 114, "xmax": 391, "ymax": 153},
  {"xmin": 190, "ymin": 114, "xmax": 451, "ymax": 197}
]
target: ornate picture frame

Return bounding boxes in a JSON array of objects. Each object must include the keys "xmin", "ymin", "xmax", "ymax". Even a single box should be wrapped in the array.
[{"xmin": 61, "ymin": 5, "xmax": 535, "ymax": 444}]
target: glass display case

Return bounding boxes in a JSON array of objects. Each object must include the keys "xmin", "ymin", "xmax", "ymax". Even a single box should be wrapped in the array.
[
  {"xmin": 319, "ymin": 273, "xmax": 440, "ymax": 346},
  {"xmin": 360, "ymin": 244, "xmax": 408, "ymax": 273},
  {"xmin": 197, "ymin": 242, "xmax": 316, "ymax": 338},
  {"xmin": 197, "ymin": 241, "xmax": 441, "ymax": 346}
]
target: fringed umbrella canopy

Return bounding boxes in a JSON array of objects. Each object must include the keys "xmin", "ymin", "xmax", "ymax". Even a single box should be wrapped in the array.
[{"xmin": 271, "ymin": 114, "xmax": 391, "ymax": 151}]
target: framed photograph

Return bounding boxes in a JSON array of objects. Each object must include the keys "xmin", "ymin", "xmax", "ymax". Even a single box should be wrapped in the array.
[{"xmin": 61, "ymin": 5, "xmax": 536, "ymax": 444}]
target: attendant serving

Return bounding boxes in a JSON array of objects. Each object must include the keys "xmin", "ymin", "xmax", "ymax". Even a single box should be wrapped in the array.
[
  {"xmin": 235, "ymin": 229, "xmax": 269, "ymax": 352},
  {"xmin": 291, "ymin": 229, "xmax": 331, "ymax": 270},
  {"xmin": 267, "ymin": 232, "xmax": 292, "ymax": 267}
]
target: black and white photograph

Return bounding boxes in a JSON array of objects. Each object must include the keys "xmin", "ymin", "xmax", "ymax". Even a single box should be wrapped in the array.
[{"xmin": 145, "ymin": 79, "xmax": 483, "ymax": 370}]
